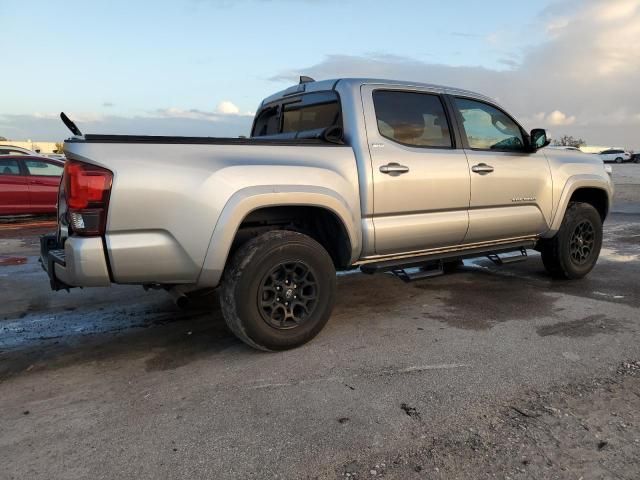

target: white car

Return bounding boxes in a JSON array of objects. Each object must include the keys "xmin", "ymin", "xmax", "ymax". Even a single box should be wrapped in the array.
[
  {"xmin": 599, "ymin": 148, "xmax": 631, "ymax": 163},
  {"xmin": 547, "ymin": 146, "xmax": 583, "ymax": 153}
]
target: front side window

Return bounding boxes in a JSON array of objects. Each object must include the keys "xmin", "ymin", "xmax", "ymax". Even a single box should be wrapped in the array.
[
  {"xmin": 25, "ymin": 160, "xmax": 63, "ymax": 176},
  {"xmin": 373, "ymin": 90, "xmax": 452, "ymax": 148},
  {"xmin": 455, "ymin": 98, "xmax": 524, "ymax": 151},
  {"xmin": 0, "ymin": 159, "xmax": 21, "ymax": 175}
]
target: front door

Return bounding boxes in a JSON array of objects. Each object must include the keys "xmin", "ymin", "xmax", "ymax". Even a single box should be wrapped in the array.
[
  {"xmin": 362, "ymin": 85, "xmax": 471, "ymax": 255},
  {"xmin": 451, "ymin": 97, "xmax": 553, "ymax": 243}
]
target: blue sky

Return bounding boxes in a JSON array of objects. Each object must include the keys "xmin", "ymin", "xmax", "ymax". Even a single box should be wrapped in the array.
[{"xmin": 2, "ymin": 0, "xmax": 639, "ymax": 148}]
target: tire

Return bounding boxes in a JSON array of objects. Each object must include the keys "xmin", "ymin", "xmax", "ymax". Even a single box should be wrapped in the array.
[
  {"xmin": 540, "ymin": 202, "xmax": 603, "ymax": 279},
  {"xmin": 220, "ymin": 230, "xmax": 336, "ymax": 351},
  {"xmin": 615, "ymin": 157, "xmax": 623, "ymax": 163}
]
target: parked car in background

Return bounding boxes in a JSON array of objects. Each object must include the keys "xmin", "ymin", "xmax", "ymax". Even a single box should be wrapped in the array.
[
  {"xmin": 631, "ymin": 153, "xmax": 640, "ymax": 163},
  {"xmin": 0, "ymin": 155, "xmax": 63, "ymax": 215},
  {"xmin": 42, "ymin": 153, "xmax": 66, "ymax": 161},
  {"xmin": 599, "ymin": 148, "xmax": 632, "ymax": 163},
  {"xmin": 548, "ymin": 146, "xmax": 583, "ymax": 152}
]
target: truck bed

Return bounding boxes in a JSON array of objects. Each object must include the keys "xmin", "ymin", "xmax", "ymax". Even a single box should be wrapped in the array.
[{"xmin": 68, "ymin": 133, "xmax": 344, "ymax": 146}]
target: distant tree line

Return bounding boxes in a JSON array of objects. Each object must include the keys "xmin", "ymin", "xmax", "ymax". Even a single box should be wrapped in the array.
[{"xmin": 551, "ymin": 135, "xmax": 586, "ymax": 148}]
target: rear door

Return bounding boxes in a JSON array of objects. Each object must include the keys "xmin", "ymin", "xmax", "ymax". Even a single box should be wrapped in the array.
[
  {"xmin": 24, "ymin": 158, "xmax": 63, "ymax": 213},
  {"xmin": 451, "ymin": 96, "xmax": 552, "ymax": 243},
  {"xmin": 0, "ymin": 158, "xmax": 30, "ymax": 215},
  {"xmin": 362, "ymin": 85, "xmax": 471, "ymax": 255}
]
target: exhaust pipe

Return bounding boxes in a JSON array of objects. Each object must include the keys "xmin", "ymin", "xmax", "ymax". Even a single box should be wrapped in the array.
[{"xmin": 169, "ymin": 289, "xmax": 189, "ymax": 309}]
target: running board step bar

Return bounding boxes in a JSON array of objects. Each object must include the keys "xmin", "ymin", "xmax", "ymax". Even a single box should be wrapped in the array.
[
  {"xmin": 391, "ymin": 262, "xmax": 445, "ymax": 283},
  {"xmin": 360, "ymin": 240, "xmax": 536, "ymax": 274},
  {"xmin": 487, "ymin": 247, "xmax": 528, "ymax": 265}
]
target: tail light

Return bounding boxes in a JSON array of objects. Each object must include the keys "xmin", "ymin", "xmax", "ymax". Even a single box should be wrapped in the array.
[{"xmin": 64, "ymin": 161, "xmax": 113, "ymax": 236}]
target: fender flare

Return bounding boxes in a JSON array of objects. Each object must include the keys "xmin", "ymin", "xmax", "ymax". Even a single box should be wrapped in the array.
[
  {"xmin": 543, "ymin": 175, "xmax": 613, "ymax": 237},
  {"xmin": 196, "ymin": 185, "xmax": 361, "ymax": 288}
]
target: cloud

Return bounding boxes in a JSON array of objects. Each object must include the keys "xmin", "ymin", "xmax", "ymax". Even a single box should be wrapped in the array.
[
  {"xmin": 103, "ymin": 102, "xmax": 114, "ymax": 108},
  {"xmin": 0, "ymin": 111, "xmax": 253, "ymax": 140},
  {"xmin": 272, "ymin": 0, "xmax": 640, "ymax": 148},
  {"xmin": 216, "ymin": 101, "xmax": 240, "ymax": 115},
  {"xmin": 1, "ymin": 98, "xmax": 257, "ymax": 140},
  {"xmin": 546, "ymin": 110, "xmax": 577, "ymax": 126}
]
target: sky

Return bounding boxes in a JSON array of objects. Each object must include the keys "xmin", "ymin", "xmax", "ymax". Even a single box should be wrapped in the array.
[{"xmin": 1, "ymin": 0, "xmax": 639, "ymax": 149}]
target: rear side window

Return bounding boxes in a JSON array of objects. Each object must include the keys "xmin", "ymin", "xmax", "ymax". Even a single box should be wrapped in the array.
[
  {"xmin": 25, "ymin": 160, "xmax": 63, "ymax": 177},
  {"xmin": 0, "ymin": 159, "xmax": 21, "ymax": 175},
  {"xmin": 373, "ymin": 90, "xmax": 452, "ymax": 148},
  {"xmin": 454, "ymin": 97, "xmax": 524, "ymax": 151}
]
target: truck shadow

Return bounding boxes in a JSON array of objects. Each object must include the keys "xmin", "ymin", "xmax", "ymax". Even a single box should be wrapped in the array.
[{"xmin": 1, "ymin": 254, "xmax": 635, "ymax": 382}]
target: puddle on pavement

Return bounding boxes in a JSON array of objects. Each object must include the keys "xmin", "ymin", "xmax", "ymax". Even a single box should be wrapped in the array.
[
  {"xmin": 413, "ymin": 269, "xmax": 557, "ymax": 330},
  {"xmin": 0, "ymin": 295, "xmax": 237, "ymax": 380},
  {"xmin": 0, "ymin": 256, "xmax": 28, "ymax": 266},
  {"xmin": 536, "ymin": 314, "xmax": 626, "ymax": 338}
]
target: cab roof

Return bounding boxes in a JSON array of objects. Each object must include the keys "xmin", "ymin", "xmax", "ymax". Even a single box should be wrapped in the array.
[{"xmin": 260, "ymin": 77, "xmax": 497, "ymax": 108}]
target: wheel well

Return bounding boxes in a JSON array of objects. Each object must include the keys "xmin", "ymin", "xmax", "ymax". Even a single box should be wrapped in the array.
[
  {"xmin": 232, "ymin": 206, "xmax": 352, "ymax": 269},
  {"xmin": 569, "ymin": 188, "xmax": 608, "ymax": 221}
]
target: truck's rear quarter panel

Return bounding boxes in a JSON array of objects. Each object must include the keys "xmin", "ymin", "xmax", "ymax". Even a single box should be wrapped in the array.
[{"xmin": 64, "ymin": 140, "xmax": 360, "ymax": 286}]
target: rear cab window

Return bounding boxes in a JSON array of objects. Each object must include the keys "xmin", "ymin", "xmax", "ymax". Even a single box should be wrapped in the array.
[{"xmin": 252, "ymin": 91, "xmax": 342, "ymax": 137}]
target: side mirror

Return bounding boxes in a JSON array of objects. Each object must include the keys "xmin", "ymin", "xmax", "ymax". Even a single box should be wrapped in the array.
[{"xmin": 530, "ymin": 128, "xmax": 550, "ymax": 151}]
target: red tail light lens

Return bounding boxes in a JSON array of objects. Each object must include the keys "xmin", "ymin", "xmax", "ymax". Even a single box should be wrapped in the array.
[{"xmin": 64, "ymin": 161, "xmax": 113, "ymax": 236}]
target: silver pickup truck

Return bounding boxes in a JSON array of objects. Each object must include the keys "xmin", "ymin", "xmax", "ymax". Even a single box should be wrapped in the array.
[{"xmin": 41, "ymin": 77, "xmax": 613, "ymax": 350}]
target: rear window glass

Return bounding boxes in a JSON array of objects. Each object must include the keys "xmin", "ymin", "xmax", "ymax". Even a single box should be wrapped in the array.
[
  {"xmin": 282, "ymin": 102, "xmax": 340, "ymax": 134},
  {"xmin": 0, "ymin": 159, "xmax": 20, "ymax": 175},
  {"xmin": 252, "ymin": 91, "xmax": 341, "ymax": 137}
]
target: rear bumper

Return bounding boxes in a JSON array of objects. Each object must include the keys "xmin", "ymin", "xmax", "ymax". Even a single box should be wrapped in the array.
[{"xmin": 40, "ymin": 234, "xmax": 111, "ymax": 290}]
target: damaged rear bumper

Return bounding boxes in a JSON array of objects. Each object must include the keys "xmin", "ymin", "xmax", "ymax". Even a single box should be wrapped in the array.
[{"xmin": 40, "ymin": 234, "xmax": 111, "ymax": 290}]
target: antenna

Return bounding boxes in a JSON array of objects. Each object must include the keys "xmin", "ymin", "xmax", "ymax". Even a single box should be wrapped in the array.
[
  {"xmin": 299, "ymin": 75, "xmax": 315, "ymax": 84},
  {"xmin": 60, "ymin": 112, "xmax": 83, "ymax": 136}
]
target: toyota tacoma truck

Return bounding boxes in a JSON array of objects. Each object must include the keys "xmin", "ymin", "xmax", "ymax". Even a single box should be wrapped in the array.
[{"xmin": 41, "ymin": 77, "xmax": 614, "ymax": 351}]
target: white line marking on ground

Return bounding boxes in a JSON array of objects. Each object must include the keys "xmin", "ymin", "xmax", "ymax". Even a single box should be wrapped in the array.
[{"xmin": 247, "ymin": 363, "xmax": 471, "ymax": 390}]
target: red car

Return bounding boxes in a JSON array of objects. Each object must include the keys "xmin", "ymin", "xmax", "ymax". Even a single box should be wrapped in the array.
[{"xmin": 0, "ymin": 155, "xmax": 64, "ymax": 215}]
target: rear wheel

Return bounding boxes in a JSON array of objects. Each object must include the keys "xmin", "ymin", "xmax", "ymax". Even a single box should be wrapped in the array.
[
  {"xmin": 220, "ymin": 230, "xmax": 336, "ymax": 351},
  {"xmin": 540, "ymin": 202, "xmax": 603, "ymax": 279}
]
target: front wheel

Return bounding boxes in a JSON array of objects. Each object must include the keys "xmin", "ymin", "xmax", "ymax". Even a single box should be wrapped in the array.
[
  {"xmin": 539, "ymin": 202, "xmax": 603, "ymax": 279},
  {"xmin": 615, "ymin": 157, "xmax": 623, "ymax": 163},
  {"xmin": 220, "ymin": 230, "xmax": 336, "ymax": 351}
]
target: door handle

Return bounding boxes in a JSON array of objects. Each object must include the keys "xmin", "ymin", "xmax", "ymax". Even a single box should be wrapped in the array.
[
  {"xmin": 30, "ymin": 180, "xmax": 49, "ymax": 185},
  {"xmin": 379, "ymin": 163, "xmax": 410, "ymax": 176},
  {"xmin": 471, "ymin": 163, "xmax": 494, "ymax": 175}
]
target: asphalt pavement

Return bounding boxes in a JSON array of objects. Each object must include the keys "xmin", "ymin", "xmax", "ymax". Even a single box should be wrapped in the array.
[{"xmin": 1, "ymin": 165, "xmax": 638, "ymax": 479}]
